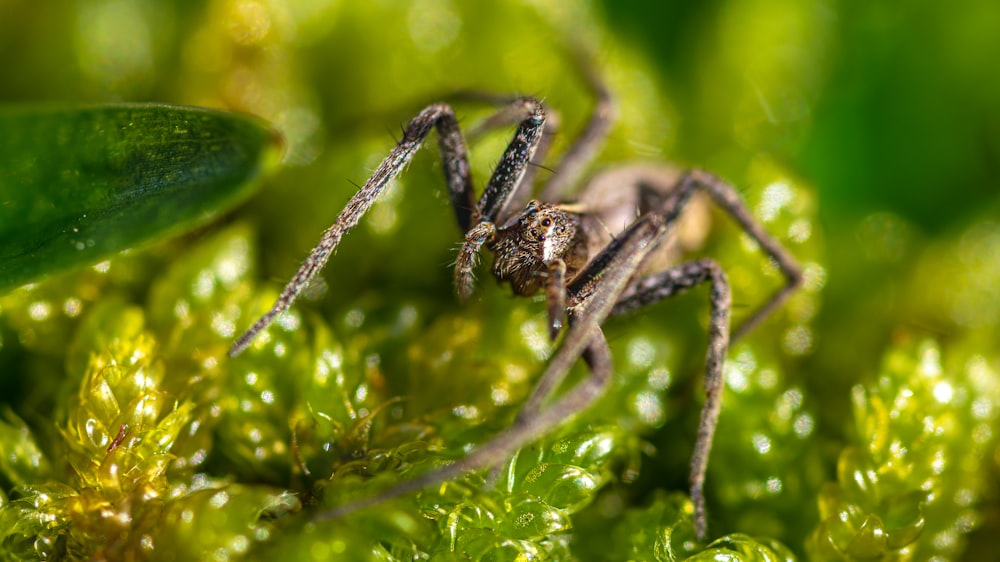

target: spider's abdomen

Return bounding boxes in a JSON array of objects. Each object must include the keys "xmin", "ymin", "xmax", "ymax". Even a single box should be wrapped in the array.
[{"xmin": 488, "ymin": 200, "xmax": 586, "ymax": 296}]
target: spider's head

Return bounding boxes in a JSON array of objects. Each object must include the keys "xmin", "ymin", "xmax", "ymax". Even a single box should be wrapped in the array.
[
  {"xmin": 484, "ymin": 200, "xmax": 582, "ymax": 297},
  {"xmin": 515, "ymin": 200, "xmax": 578, "ymax": 263}
]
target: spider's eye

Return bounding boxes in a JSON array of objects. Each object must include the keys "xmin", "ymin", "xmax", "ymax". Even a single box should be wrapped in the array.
[
  {"xmin": 539, "ymin": 234, "xmax": 546, "ymax": 241},
  {"xmin": 541, "ymin": 218, "xmax": 552, "ymax": 227}
]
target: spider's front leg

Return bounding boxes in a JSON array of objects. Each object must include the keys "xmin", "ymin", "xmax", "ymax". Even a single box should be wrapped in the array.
[
  {"xmin": 544, "ymin": 260, "xmax": 568, "ymax": 340},
  {"xmin": 229, "ymin": 103, "xmax": 477, "ymax": 356}
]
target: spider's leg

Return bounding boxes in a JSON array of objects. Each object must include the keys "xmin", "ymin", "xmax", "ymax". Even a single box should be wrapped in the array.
[
  {"xmin": 538, "ymin": 52, "xmax": 615, "ymax": 203},
  {"xmin": 474, "ymin": 98, "xmax": 546, "ymax": 224},
  {"xmin": 545, "ymin": 259, "xmax": 567, "ymax": 340},
  {"xmin": 230, "ymin": 103, "xmax": 473, "ymax": 357},
  {"xmin": 610, "ymin": 259, "xmax": 732, "ymax": 541},
  {"xmin": 469, "ymin": 99, "xmax": 561, "ymax": 211},
  {"xmin": 443, "ymin": 91, "xmax": 562, "ymax": 209},
  {"xmin": 686, "ymin": 169, "xmax": 803, "ymax": 340}
]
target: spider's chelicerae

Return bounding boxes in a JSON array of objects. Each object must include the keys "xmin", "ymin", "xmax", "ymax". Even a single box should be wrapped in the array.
[{"xmin": 229, "ymin": 69, "xmax": 802, "ymax": 539}]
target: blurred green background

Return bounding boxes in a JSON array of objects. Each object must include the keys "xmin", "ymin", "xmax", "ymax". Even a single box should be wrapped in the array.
[{"xmin": 0, "ymin": 0, "xmax": 997, "ymax": 560}]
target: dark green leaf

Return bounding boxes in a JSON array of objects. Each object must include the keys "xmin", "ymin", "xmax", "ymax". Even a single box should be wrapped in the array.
[{"xmin": 0, "ymin": 104, "xmax": 281, "ymax": 293}]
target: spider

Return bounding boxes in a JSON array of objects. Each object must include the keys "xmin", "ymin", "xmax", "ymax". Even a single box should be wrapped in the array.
[{"xmin": 229, "ymin": 67, "xmax": 802, "ymax": 540}]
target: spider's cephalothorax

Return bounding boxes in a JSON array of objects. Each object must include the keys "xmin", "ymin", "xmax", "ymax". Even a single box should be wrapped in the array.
[
  {"xmin": 489, "ymin": 200, "xmax": 586, "ymax": 297},
  {"xmin": 230, "ymin": 70, "xmax": 803, "ymax": 540}
]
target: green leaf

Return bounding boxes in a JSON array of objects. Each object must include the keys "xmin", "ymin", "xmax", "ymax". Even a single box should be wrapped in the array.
[{"xmin": 0, "ymin": 104, "xmax": 282, "ymax": 293}]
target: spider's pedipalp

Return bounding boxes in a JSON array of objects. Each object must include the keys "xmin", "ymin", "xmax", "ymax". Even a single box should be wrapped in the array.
[{"xmin": 455, "ymin": 221, "xmax": 495, "ymax": 300}]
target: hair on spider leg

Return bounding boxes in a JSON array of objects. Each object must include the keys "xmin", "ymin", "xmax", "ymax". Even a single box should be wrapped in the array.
[
  {"xmin": 230, "ymin": 59, "xmax": 802, "ymax": 540},
  {"xmin": 526, "ymin": 158, "xmax": 558, "ymax": 177}
]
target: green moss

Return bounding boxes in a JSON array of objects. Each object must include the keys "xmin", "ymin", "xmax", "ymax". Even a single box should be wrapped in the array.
[{"xmin": 808, "ymin": 339, "xmax": 999, "ymax": 560}]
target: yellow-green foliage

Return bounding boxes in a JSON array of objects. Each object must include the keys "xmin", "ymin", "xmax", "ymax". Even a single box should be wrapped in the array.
[{"xmin": 809, "ymin": 340, "xmax": 998, "ymax": 560}]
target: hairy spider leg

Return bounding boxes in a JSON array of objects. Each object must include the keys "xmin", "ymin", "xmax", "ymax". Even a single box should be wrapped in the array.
[
  {"xmin": 228, "ymin": 103, "xmax": 475, "ymax": 357},
  {"xmin": 537, "ymin": 51, "xmax": 615, "ymax": 204},
  {"xmin": 607, "ymin": 257, "xmax": 732, "ymax": 541},
  {"xmin": 598, "ymin": 169, "xmax": 802, "ymax": 340},
  {"xmin": 471, "ymin": 99, "xmax": 546, "ymax": 224},
  {"xmin": 448, "ymin": 92, "xmax": 560, "ymax": 209},
  {"xmin": 447, "ymin": 49, "xmax": 614, "ymax": 211}
]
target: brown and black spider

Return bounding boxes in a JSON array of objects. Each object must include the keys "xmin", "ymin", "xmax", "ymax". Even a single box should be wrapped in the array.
[{"xmin": 229, "ymin": 67, "xmax": 802, "ymax": 539}]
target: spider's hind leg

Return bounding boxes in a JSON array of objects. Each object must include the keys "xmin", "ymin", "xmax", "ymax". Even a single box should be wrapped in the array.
[
  {"xmin": 538, "ymin": 51, "xmax": 616, "ymax": 203},
  {"xmin": 686, "ymin": 169, "xmax": 802, "ymax": 339},
  {"xmin": 578, "ymin": 165, "xmax": 802, "ymax": 340},
  {"xmin": 610, "ymin": 258, "xmax": 732, "ymax": 541}
]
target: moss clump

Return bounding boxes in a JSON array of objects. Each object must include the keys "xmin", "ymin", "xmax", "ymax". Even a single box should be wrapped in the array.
[{"xmin": 808, "ymin": 339, "xmax": 999, "ymax": 560}]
